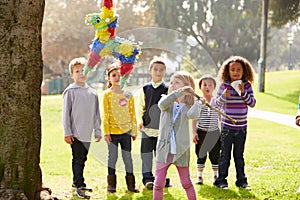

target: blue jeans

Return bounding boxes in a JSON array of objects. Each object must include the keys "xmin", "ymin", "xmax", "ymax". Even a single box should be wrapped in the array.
[
  {"xmin": 214, "ymin": 128, "xmax": 248, "ymax": 186},
  {"xmin": 140, "ymin": 132, "xmax": 157, "ymax": 184},
  {"xmin": 71, "ymin": 138, "xmax": 90, "ymax": 187},
  {"xmin": 107, "ymin": 131, "xmax": 134, "ymax": 176}
]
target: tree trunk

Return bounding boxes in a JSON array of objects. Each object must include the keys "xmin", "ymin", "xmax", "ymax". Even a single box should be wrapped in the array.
[{"xmin": 0, "ymin": 1, "xmax": 52, "ymax": 199}]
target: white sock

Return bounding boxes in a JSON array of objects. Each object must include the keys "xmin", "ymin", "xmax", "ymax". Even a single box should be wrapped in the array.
[
  {"xmin": 198, "ymin": 171, "xmax": 203, "ymax": 177},
  {"xmin": 213, "ymin": 170, "xmax": 218, "ymax": 177}
]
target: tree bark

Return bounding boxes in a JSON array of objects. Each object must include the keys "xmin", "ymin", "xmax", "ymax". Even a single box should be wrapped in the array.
[{"xmin": 0, "ymin": 0, "xmax": 52, "ymax": 199}]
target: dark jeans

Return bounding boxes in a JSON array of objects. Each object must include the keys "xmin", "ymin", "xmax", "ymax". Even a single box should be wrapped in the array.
[
  {"xmin": 140, "ymin": 132, "xmax": 157, "ymax": 184},
  {"xmin": 214, "ymin": 128, "xmax": 248, "ymax": 186},
  {"xmin": 195, "ymin": 129, "xmax": 221, "ymax": 167},
  {"xmin": 71, "ymin": 138, "xmax": 90, "ymax": 188},
  {"xmin": 107, "ymin": 131, "xmax": 134, "ymax": 176}
]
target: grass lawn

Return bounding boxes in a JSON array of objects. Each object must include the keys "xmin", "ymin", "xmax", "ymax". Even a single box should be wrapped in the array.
[{"xmin": 40, "ymin": 70, "xmax": 300, "ymax": 199}]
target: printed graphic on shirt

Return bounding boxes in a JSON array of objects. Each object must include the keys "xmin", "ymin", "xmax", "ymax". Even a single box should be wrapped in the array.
[{"xmin": 119, "ymin": 98, "xmax": 127, "ymax": 106}]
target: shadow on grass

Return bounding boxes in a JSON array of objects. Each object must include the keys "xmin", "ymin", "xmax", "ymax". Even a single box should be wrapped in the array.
[
  {"xmin": 135, "ymin": 187, "xmax": 175, "ymax": 200},
  {"xmin": 264, "ymin": 90, "xmax": 300, "ymax": 105},
  {"xmin": 196, "ymin": 184, "xmax": 258, "ymax": 199}
]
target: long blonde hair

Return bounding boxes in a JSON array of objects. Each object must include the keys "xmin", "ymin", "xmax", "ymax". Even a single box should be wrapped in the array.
[{"xmin": 170, "ymin": 71, "xmax": 195, "ymax": 108}]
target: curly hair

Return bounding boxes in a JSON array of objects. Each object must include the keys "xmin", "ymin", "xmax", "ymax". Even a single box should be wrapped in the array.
[
  {"xmin": 218, "ymin": 56, "xmax": 255, "ymax": 84},
  {"xmin": 170, "ymin": 71, "xmax": 195, "ymax": 108}
]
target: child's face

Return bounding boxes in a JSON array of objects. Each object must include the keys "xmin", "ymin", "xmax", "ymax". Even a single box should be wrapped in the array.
[
  {"xmin": 150, "ymin": 63, "xmax": 166, "ymax": 82},
  {"xmin": 71, "ymin": 64, "xmax": 87, "ymax": 86},
  {"xmin": 200, "ymin": 79, "xmax": 215, "ymax": 96},
  {"xmin": 228, "ymin": 62, "xmax": 243, "ymax": 82},
  {"xmin": 108, "ymin": 69, "xmax": 121, "ymax": 86},
  {"xmin": 170, "ymin": 77, "xmax": 185, "ymax": 92}
]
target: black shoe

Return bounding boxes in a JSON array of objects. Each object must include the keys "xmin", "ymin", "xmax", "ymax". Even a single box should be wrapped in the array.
[
  {"xmin": 196, "ymin": 177, "xmax": 203, "ymax": 185},
  {"xmin": 238, "ymin": 183, "xmax": 251, "ymax": 190},
  {"xmin": 72, "ymin": 184, "xmax": 93, "ymax": 192},
  {"xmin": 215, "ymin": 184, "xmax": 228, "ymax": 190},
  {"xmin": 76, "ymin": 188, "xmax": 90, "ymax": 199},
  {"xmin": 165, "ymin": 178, "xmax": 172, "ymax": 187}
]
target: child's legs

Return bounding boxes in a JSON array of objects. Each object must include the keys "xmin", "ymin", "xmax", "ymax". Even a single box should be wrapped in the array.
[
  {"xmin": 141, "ymin": 132, "xmax": 157, "ymax": 183},
  {"xmin": 176, "ymin": 166, "xmax": 196, "ymax": 200},
  {"xmin": 119, "ymin": 131, "xmax": 134, "ymax": 175},
  {"xmin": 215, "ymin": 128, "xmax": 234, "ymax": 185},
  {"xmin": 233, "ymin": 129, "xmax": 247, "ymax": 186},
  {"xmin": 107, "ymin": 134, "xmax": 119, "ymax": 175},
  {"xmin": 153, "ymin": 154, "xmax": 173, "ymax": 200},
  {"xmin": 71, "ymin": 138, "xmax": 90, "ymax": 187},
  {"xmin": 209, "ymin": 130, "xmax": 221, "ymax": 171},
  {"xmin": 195, "ymin": 129, "xmax": 207, "ymax": 172}
]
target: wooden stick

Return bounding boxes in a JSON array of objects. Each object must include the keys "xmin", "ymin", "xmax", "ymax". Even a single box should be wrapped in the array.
[{"xmin": 192, "ymin": 92, "xmax": 237, "ymax": 125}]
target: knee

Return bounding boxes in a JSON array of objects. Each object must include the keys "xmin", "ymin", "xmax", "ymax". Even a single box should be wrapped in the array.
[{"xmin": 181, "ymin": 181, "xmax": 193, "ymax": 190}]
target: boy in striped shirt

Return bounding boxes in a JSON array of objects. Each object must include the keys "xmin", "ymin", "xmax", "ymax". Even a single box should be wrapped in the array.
[{"xmin": 192, "ymin": 75, "xmax": 221, "ymax": 185}]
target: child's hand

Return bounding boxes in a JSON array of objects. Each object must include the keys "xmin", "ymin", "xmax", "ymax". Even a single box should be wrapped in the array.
[
  {"xmin": 181, "ymin": 86, "xmax": 194, "ymax": 95},
  {"xmin": 238, "ymin": 83, "xmax": 245, "ymax": 94},
  {"xmin": 192, "ymin": 133, "xmax": 199, "ymax": 144},
  {"xmin": 296, "ymin": 116, "xmax": 300, "ymax": 127},
  {"xmin": 131, "ymin": 135, "xmax": 137, "ymax": 141},
  {"xmin": 138, "ymin": 123, "xmax": 145, "ymax": 132},
  {"xmin": 222, "ymin": 89, "xmax": 230, "ymax": 98},
  {"xmin": 95, "ymin": 135, "xmax": 101, "ymax": 142},
  {"xmin": 104, "ymin": 135, "xmax": 112, "ymax": 144},
  {"xmin": 64, "ymin": 136, "xmax": 74, "ymax": 144}
]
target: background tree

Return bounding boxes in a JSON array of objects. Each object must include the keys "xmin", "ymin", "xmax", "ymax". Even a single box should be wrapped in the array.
[
  {"xmin": 154, "ymin": 0, "xmax": 261, "ymax": 75},
  {"xmin": 269, "ymin": 0, "xmax": 300, "ymax": 28},
  {"xmin": 0, "ymin": 0, "xmax": 53, "ymax": 199}
]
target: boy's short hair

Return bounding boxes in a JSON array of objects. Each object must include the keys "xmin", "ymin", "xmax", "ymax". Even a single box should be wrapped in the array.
[
  {"xmin": 199, "ymin": 74, "xmax": 216, "ymax": 88},
  {"xmin": 149, "ymin": 57, "xmax": 166, "ymax": 71},
  {"xmin": 68, "ymin": 57, "xmax": 86, "ymax": 74}
]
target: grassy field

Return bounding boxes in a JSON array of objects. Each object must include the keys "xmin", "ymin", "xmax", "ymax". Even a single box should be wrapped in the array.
[{"xmin": 40, "ymin": 70, "xmax": 300, "ymax": 199}]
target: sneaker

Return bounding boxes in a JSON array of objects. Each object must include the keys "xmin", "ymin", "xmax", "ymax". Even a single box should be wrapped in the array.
[
  {"xmin": 238, "ymin": 184, "xmax": 251, "ymax": 190},
  {"xmin": 216, "ymin": 184, "xmax": 228, "ymax": 190},
  {"xmin": 76, "ymin": 188, "xmax": 90, "ymax": 199},
  {"xmin": 72, "ymin": 184, "xmax": 93, "ymax": 192},
  {"xmin": 196, "ymin": 177, "xmax": 203, "ymax": 185},
  {"xmin": 145, "ymin": 181, "xmax": 154, "ymax": 190}
]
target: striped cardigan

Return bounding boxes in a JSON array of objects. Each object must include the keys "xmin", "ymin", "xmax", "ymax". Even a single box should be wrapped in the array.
[{"xmin": 216, "ymin": 81, "xmax": 256, "ymax": 130}]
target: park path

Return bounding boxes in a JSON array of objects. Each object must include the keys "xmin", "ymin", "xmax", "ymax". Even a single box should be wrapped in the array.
[{"xmin": 248, "ymin": 108, "xmax": 300, "ymax": 130}]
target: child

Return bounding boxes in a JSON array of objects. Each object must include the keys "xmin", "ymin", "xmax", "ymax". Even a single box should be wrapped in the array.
[
  {"xmin": 192, "ymin": 75, "xmax": 221, "ymax": 185},
  {"xmin": 295, "ymin": 98, "xmax": 300, "ymax": 194},
  {"xmin": 153, "ymin": 71, "xmax": 201, "ymax": 200},
  {"xmin": 213, "ymin": 56, "xmax": 256, "ymax": 190},
  {"xmin": 137, "ymin": 57, "xmax": 170, "ymax": 190},
  {"xmin": 101, "ymin": 63, "xmax": 139, "ymax": 193},
  {"xmin": 62, "ymin": 57, "xmax": 102, "ymax": 199}
]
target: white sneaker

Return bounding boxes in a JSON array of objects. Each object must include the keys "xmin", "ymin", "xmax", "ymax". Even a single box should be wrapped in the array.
[
  {"xmin": 297, "ymin": 186, "xmax": 300, "ymax": 194},
  {"xmin": 196, "ymin": 176, "xmax": 203, "ymax": 185}
]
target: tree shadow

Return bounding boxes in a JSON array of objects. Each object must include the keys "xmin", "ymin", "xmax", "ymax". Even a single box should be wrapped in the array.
[
  {"xmin": 264, "ymin": 90, "xmax": 299, "ymax": 105},
  {"xmin": 196, "ymin": 184, "xmax": 258, "ymax": 199}
]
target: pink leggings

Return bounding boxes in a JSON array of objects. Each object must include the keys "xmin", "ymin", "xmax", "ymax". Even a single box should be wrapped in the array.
[{"xmin": 153, "ymin": 154, "xmax": 196, "ymax": 200}]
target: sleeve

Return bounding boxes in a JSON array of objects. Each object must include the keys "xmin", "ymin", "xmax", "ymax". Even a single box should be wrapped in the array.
[
  {"xmin": 158, "ymin": 89, "xmax": 183, "ymax": 111},
  {"xmin": 129, "ymin": 95, "xmax": 137, "ymax": 136},
  {"xmin": 241, "ymin": 82, "xmax": 256, "ymax": 108},
  {"xmin": 136, "ymin": 87, "xmax": 145, "ymax": 125},
  {"xmin": 215, "ymin": 83, "xmax": 227, "ymax": 107},
  {"xmin": 297, "ymin": 97, "xmax": 300, "ymax": 117},
  {"xmin": 62, "ymin": 90, "xmax": 73, "ymax": 137},
  {"xmin": 187, "ymin": 100, "xmax": 202, "ymax": 119},
  {"xmin": 101, "ymin": 91, "xmax": 111, "ymax": 136},
  {"xmin": 93, "ymin": 95, "xmax": 102, "ymax": 137}
]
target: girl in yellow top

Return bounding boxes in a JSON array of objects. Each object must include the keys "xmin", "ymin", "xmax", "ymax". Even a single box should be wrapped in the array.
[{"xmin": 101, "ymin": 63, "xmax": 139, "ymax": 193}]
